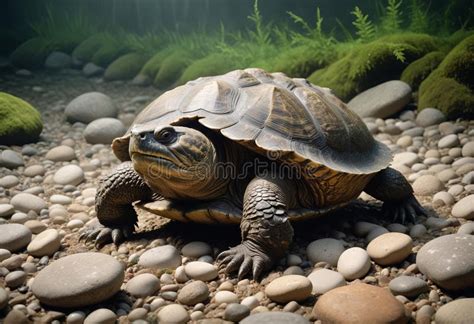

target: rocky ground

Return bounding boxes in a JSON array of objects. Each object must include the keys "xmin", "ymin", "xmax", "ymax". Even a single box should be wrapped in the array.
[{"xmin": 0, "ymin": 68, "xmax": 474, "ymax": 324}]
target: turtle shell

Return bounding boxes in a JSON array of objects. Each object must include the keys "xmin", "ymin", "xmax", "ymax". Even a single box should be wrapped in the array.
[{"xmin": 113, "ymin": 68, "xmax": 392, "ymax": 176}]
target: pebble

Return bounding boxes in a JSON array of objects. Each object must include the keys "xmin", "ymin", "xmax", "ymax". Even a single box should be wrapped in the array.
[
  {"xmin": 0, "ymin": 248, "xmax": 11, "ymax": 262},
  {"xmin": 82, "ymin": 63, "xmax": 104, "ymax": 77},
  {"xmin": 265, "ymin": 275, "xmax": 312, "ymax": 303},
  {"xmin": 3, "ymin": 309, "xmax": 30, "ymax": 323},
  {"xmin": 23, "ymin": 165, "xmax": 45, "ymax": 177},
  {"xmin": 438, "ymin": 134, "xmax": 460, "ymax": 149},
  {"xmin": 128, "ymin": 308, "xmax": 148, "ymax": 321},
  {"xmin": 157, "ymin": 304, "xmax": 190, "ymax": 324},
  {"xmin": 0, "ymin": 175, "xmax": 19, "ymax": 188},
  {"xmin": 416, "ymin": 234, "xmax": 474, "ymax": 290},
  {"xmin": 83, "ymin": 118, "xmax": 126, "ymax": 144},
  {"xmin": 366, "ymin": 226, "xmax": 389, "ymax": 242},
  {"xmin": 175, "ymin": 265, "xmax": 189, "ymax": 283},
  {"xmin": 10, "ymin": 193, "xmax": 47, "ymax": 213},
  {"xmin": 337, "ymin": 247, "xmax": 371, "ymax": 280},
  {"xmin": 27, "ymin": 228, "xmax": 61, "ymax": 257},
  {"xmin": 181, "ymin": 241, "xmax": 212, "ymax": 258},
  {"xmin": 45, "ymin": 145, "xmax": 76, "ymax": 162},
  {"xmin": 241, "ymin": 296, "xmax": 259, "ymax": 310},
  {"xmin": 184, "ymin": 261, "xmax": 218, "ymax": 281},
  {"xmin": 307, "ymin": 268, "xmax": 346, "ymax": 294},
  {"xmin": 177, "ymin": 280, "xmax": 209, "ymax": 305},
  {"xmin": 25, "ymin": 220, "xmax": 47, "ymax": 234},
  {"xmin": 366, "ymin": 232, "xmax": 413, "ymax": 266},
  {"xmin": 83, "ymin": 308, "xmax": 117, "ymax": 324},
  {"xmin": 0, "ymin": 150, "xmax": 24, "ymax": 169},
  {"xmin": 313, "ymin": 283, "xmax": 406, "ymax": 323},
  {"xmin": 435, "ymin": 298, "xmax": 474, "ymax": 324},
  {"xmin": 451, "ymin": 194, "xmax": 474, "ymax": 219},
  {"xmin": 138, "ymin": 245, "xmax": 181, "ymax": 269},
  {"xmin": 65, "ymin": 92, "xmax": 117, "ymax": 123},
  {"xmin": 125, "ymin": 273, "xmax": 160, "ymax": 297},
  {"xmin": 214, "ymin": 290, "xmax": 239, "ymax": 304},
  {"xmin": 53, "ymin": 165, "xmax": 85, "ymax": 186},
  {"xmin": 224, "ymin": 303, "xmax": 251, "ymax": 322},
  {"xmin": 393, "ymin": 152, "xmax": 419, "ymax": 167},
  {"xmin": 5, "ymin": 270, "xmax": 27, "ymax": 288},
  {"xmin": 32, "ymin": 252, "xmax": 124, "ymax": 307},
  {"xmin": 0, "ymin": 204, "xmax": 14, "ymax": 218},
  {"xmin": 462, "ymin": 141, "xmax": 474, "ymax": 157},
  {"xmin": 241, "ymin": 312, "xmax": 310, "ymax": 324},
  {"xmin": 457, "ymin": 222, "xmax": 474, "ymax": 235},
  {"xmin": 388, "ymin": 275, "xmax": 429, "ymax": 297},
  {"xmin": 412, "ymin": 175, "xmax": 445, "ymax": 195},
  {"xmin": 432, "ymin": 191, "xmax": 455, "ymax": 207},
  {"xmin": 0, "ymin": 287, "xmax": 8, "ymax": 309},
  {"xmin": 306, "ymin": 238, "xmax": 345, "ymax": 266},
  {"xmin": 0, "ymin": 224, "xmax": 32, "ymax": 252},
  {"xmin": 66, "ymin": 311, "xmax": 86, "ymax": 324},
  {"xmin": 415, "ymin": 108, "xmax": 446, "ymax": 127}
]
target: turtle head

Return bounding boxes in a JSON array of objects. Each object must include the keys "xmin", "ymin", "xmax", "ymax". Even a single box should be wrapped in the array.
[{"xmin": 129, "ymin": 125, "xmax": 220, "ymax": 199}]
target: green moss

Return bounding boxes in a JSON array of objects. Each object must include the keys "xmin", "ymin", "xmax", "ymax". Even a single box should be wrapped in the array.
[
  {"xmin": 177, "ymin": 53, "xmax": 242, "ymax": 85},
  {"xmin": 378, "ymin": 33, "xmax": 439, "ymax": 54},
  {"xmin": 418, "ymin": 35, "xmax": 474, "ymax": 119},
  {"xmin": 72, "ymin": 34, "xmax": 105, "ymax": 62},
  {"xmin": 9, "ymin": 37, "xmax": 55, "ymax": 69},
  {"xmin": 104, "ymin": 53, "xmax": 148, "ymax": 81},
  {"xmin": 154, "ymin": 50, "xmax": 194, "ymax": 88},
  {"xmin": 139, "ymin": 48, "xmax": 175, "ymax": 79},
  {"xmin": 308, "ymin": 40, "xmax": 423, "ymax": 100},
  {"xmin": 92, "ymin": 40, "xmax": 128, "ymax": 68},
  {"xmin": 0, "ymin": 92, "xmax": 43, "ymax": 145},
  {"xmin": 269, "ymin": 45, "xmax": 327, "ymax": 77},
  {"xmin": 401, "ymin": 51, "xmax": 445, "ymax": 90}
]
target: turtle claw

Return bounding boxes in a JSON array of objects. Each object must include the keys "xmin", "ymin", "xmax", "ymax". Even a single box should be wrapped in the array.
[
  {"xmin": 383, "ymin": 194, "xmax": 426, "ymax": 224},
  {"xmin": 217, "ymin": 242, "xmax": 272, "ymax": 281},
  {"xmin": 79, "ymin": 221, "xmax": 134, "ymax": 248}
]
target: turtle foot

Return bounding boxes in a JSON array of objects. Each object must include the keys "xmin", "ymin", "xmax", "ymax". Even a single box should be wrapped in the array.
[
  {"xmin": 217, "ymin": 241, "xmax": 273, "ymax": 281},
  {"xmin": 79, "ymin": 219, "xmax": 134, "ymax": 248},
  {"xmin": 382, "ymin": 194, "xmax": 427, "ymax": 224}
]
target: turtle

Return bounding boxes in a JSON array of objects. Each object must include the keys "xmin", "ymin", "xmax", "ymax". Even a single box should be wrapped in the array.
[{"xmin": 83, "ymin": 68, "xmax": 426, "ymax": 280}]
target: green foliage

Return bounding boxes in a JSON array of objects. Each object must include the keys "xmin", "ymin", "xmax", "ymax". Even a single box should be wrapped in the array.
[
  {"xmin": 0, "ymin": 92, "xmax": 43, "ymax": 145},
  {"xmin": 139, "ymin": 48, "xmax": 175, "ymax": 79},
  {"xmin": 419, "ymin": 35, "xmax": 474, "ymax": 119},
  {"xmin": 247, "ymin": 0, "xmax": 272, "ymax": 47},
  {"xmin": 351, "ymin": 6, "xmax": 376, "ymax": 42},
  {"xmin": 268, "ymin": 45, "xmax": 328, "ymax": 77},
  {"xmin": 401, "ymin": 51, "xmax": 445, "ymax": 89},
  {"xmin": 124, "ymin": 33, "xmax": 162, "ymax": 57},
  {"xmin": 104, "ymin": 53, "xmax": 148, "ymax": 81},
  {"xmin": 92, "ymin": 34, "xmax": 129, "ymax": 67},
  {"xmin": 177, "ymin": 53, "xmax": 243, "ymax": 85},
  {"xmin": 154, "ymin": 49, "xmax": 194, "ymax": 88},
  {"xmin": 10, "ymin": 37, "xmax": 56, "ymax": 69},
  {"xmin": 72, "ymin": 33, "xmax": 108, "ymax": 62},
  {"xmin": 408, "ymin": 0, "xmax": 429, "ymax": 33},
  {"xmin": 381, "ymin": 0, "xmax": 403, "ymax": 33}
]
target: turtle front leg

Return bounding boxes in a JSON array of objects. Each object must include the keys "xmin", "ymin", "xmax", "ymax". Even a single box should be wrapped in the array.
[
  {"xmin": 81, "ymin": 161, "xmax": 153, "ymax": 247},
  {"xmin": 364, "ymin": 167, "xmax": 426, "ymax": 224},
  {"xmin": 217, "ymin": 175, "xmax": 294, "ymax": 280}
]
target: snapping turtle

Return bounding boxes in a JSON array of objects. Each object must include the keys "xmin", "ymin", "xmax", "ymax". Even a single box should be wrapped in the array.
[{"xmin": 84, "ymin": 68, "xmax": 425, "ymax": 279}]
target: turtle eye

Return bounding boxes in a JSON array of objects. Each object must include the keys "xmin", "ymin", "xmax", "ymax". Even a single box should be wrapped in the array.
[{"xmin": 154, "ymin": 127, "xmax": 177, "ymax": 145}]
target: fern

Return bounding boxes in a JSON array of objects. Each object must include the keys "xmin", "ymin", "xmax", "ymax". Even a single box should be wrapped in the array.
[
  {"xmin": 288, "ymin": 7, "xmax": 325, "ymax": 40},
  {"xmin": 392, "ymin": 46, "xmax": 406, "ymax": 62},
  {"xmin": 409, "ymin": 0, "xmax": 429, "ymax": 32},
  {"xmin": 381, "ymin": 0, "xmax": 403, "ymax": 33},
  {"xmin": 351, "ymin": 6, "xmax": 376, "ymax": 43},
  {"xmin": 247, "ymin": 0, "xmax": 271, "ymax": 47}
]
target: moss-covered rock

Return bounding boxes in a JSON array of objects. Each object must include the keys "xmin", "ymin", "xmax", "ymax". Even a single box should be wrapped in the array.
[
  {"xmin": 92, "ymin": 40, "xmax": 128, "ymax": 68},
  {"xmin": 72, "ymin": 34, "xmax": 105, "ymax": 62},
  {"xmin": 139, "ymin": 48, "xmax": 174, "ymax": 79},
  {"xmin": 104, "ymin": 53, "xmax": 148, "ymax": 81},
  {"xmin": 177, "ymin": 53, "xmax": 242, "ymax": 85},
  {"xmin": 154, "ymin": 50, "xmax": 194, "ymax": 88},
  {"xmin": 401, "ymin": 51, "xmax": 445, "ymax": 90},
  {"xmin": 378, "ymin": 33, "xmax": 440, "ymax": 54},
  {"xmin": 267, "ymin": 45, "xmax": 327, "ymax": 78},
  {"xmin": 9, "ymin": 37, "xmax": 55, "ymax": 69},
  {"xmin": 418, "ymin": 35, "xmax": 474, "ymax": 119},
  {"xmin": 308, "ymin": 34, "xmax": 438, "ymax": 100},
  {"xmin": 0, "ymin": 92, "xmax": 43, "ymax": 145}
]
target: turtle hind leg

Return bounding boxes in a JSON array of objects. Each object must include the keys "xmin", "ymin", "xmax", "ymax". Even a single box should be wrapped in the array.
[
  {"xmin": 217, "ymin": 175, "xmax": 294, "ymax": 280},
  {"xmin": 80, "ymin": 161, "xmax": 153, "ymax": 247},
  {"xmin": 364, "ymin": 167, "xmax": 426, "ymax": 224}
]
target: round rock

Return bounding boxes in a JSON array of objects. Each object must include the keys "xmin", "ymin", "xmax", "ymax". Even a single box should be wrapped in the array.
[
  {"xmin": 306, "ymin": 238, "xmax": 345, "ymax": 266},
  {"xmin": 214, "ymin": 290, "xmax": 239, "ymax": 304},
  {"xmin": 241, "ymin": 312, "xmax": 310, "ymax": 324},
  {"xmin": 265, "ymin": 275, "xmax": 312, "ymax": 303},
  {"xmin": 0, "ymin": 175, "xmax": 19, "ymax": 188},
  {"xmin": 83, "ymin": 118, "xmax": 126, "ymax": 144},
  {"xmin": 27, "ymin": 228, "xmax": 61, "ymax": 257},
  {"xmin": 415, "ymin": 108, "xmax": 446, "ymax": 127},
  {"xmin": 53, "ymin": 165, "xmax": 84, "ymax": 186},
  {"xmin": 32, "ymin": 252, "xmax": 124, "ymax": 307},
  {"xmin": 0, "ymin": 204, "xmax": 14, "ymax": 218},
  {"xmin": 138, "ymin": 245, "xmax": 181, "ymax": 269},
  {"xmin": 0, "ymin": 224, "xmax": 32, "ymax": 252},
  {"xmin": 65, "ymin": 92, "xmax": 117, "ymax": 124},
  {"xmin": 388, "ymin": 276, "xmax": 429, "ymax": 298},
  {"xmin": 412, "ymin": 175, "xmax": 445, "ymax": 196},
  {"xmin": 337, "ymin": 247, "xmax": 371, "ymax": 280},
  {"xmin": 177, "ymin": 280, "xmax": 209, "ymax": 305},
  {"xmin": 0, "ymin": 287, "xmax": 8, "ymax": 309},
  {"xmin": 416, "ymin": 234, "xmax": 474, "ymax": 290},
  {"xmin": 157, "ymin": 304, "xmax": 190, "ymax": 324},
  {"xmin": 462, "ymin": 141, "xmax": 474, "ymax": 157},
  {"xmin": 125, "ymin": 273, "xmax": 160, "ymax": 297},
  {"xmin": 84, "ymin": 308, "xmax": 117, "ymax": 324},
  {"xmin": 181, "ymin": 241, "xmax": 212, "ymax": 258},
  {"xmin": 45, "ymin": 145, "xmax": 76, "ymax": 162},
  {"xmin": 438, "ymin": 134, "xmax": 460, "ymax": 149},
  {"xmin": 367, "ymin": 232, "xmax": 413, "ymax": 266},
  {"xmin": 435, "ymin": 298, "xmax": 474, "ymax": 324},
  {"xmin": 224, "ymin": 303, "xmax": 251, "ymax": 322},
  {"xmin": 307, "ymin": 268, "xmax": 346, "ymax": 295},
  {"xmin": 184, "ymin": 261, "xmax": 218, "ymax": 281},
  {"xmin": 10, "ymin": 193, "xmax": 47, "ymax": 213},
  {"xmin": 451, "ymin": 194, "xmax": 474, "ymax": 219},
  {"xmin": 313, "ymin": 283, "xmax": 406, "ymax": 323}
]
